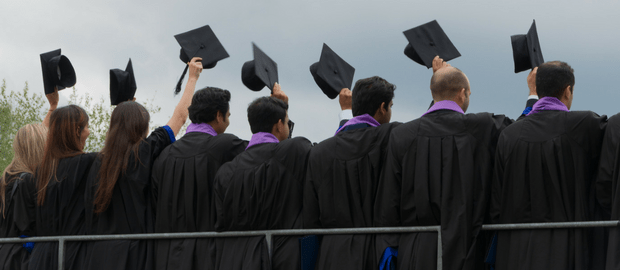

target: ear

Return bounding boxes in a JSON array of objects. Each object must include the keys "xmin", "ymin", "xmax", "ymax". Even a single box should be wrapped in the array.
[
  {"xmin": 563, "ymin": 85, "xmax": 572, "ymax": 98},
  {"xmin": 375, "ymin": 102, "xmax": 386, "ymax": 116},
  {"xmin": 216, "ymin": 111, "xmax": 224, "ymax": 123}
]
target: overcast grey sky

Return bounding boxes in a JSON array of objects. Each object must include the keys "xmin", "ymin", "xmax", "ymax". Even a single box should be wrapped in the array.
[{"xmin": 2, "ymin": 0, "xmax": 619, "ymax": 143}]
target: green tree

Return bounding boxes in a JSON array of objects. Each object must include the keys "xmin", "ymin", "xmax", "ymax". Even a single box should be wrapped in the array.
[
  {"xmin": 0, "ymin": 80, "xmax": 163, "ymax": 172},
  {"xmin": 0, "ymin": 80, "xmax": 46, "ymax": 172}
]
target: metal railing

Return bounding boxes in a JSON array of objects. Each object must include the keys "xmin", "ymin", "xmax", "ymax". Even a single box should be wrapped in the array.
[{"xmin": 0, "ymin": 221, "xmax": 617, "ymax": 270}]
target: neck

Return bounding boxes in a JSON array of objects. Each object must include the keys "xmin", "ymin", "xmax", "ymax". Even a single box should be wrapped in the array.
[{"xmin": 206, "ymin": 121, "xmax": 220, "ymax": 134}]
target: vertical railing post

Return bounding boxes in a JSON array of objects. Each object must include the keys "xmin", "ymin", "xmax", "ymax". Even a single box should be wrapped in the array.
[
  {"xmin": 58, "ymin": 238, "xmax": 65, "ymax": 270},
  {"xmin": 265, "ymin": 232, "xmax": 273, "ymax": 260},
  {"xmin": 436, "ymin": 227, "xmax": 442, "ymax": 270}
]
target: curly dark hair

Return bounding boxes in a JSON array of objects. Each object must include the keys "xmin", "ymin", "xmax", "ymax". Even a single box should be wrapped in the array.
[
  {"xmin": 352, "ymin": 76, "xmax": 396, "ymax": 117},
  {"xmin": 188, "ymin": 87, "xmax": 231, "ymax": 124},
  {"xmin": 247, "ymin": 97, "xmax": 288, "ymax": 134}
]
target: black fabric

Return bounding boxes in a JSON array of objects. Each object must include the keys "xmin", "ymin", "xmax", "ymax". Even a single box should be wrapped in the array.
[
  {"xmin": 83, "ymin": 127, "xmax": 173, "ymax": 270},
  {"xmin": 374, "ymin": 110, "xmax": 513, "ymax": 270},
  {"xmin": 491, "ymin": 110, "xmax": 608, "ymax": 270},
  {"xmin": 511, "ymin": 20, "xmax": 544, "ymax": 73},
  {"xmin": 403, "ymin": 20, "xmax": 461, "ymax": 68},
  {"xmin": 152, "ymin": 132, "xmax": 247, "ymax": 270},
  {"xmin": 241, "ymin": 43, "xmax": 278, "ymax": 92},
  {"xmin": 12, "ymin": 153, "xmax": 97, "ymax": 270},
  {"xmin": 597, "ymin": 113, "xmax": 620, "ymax": 270},
  {"xmin": 304, "ymin": 122, "xmax": 401, "ymax": 270},
  {"xmin": 309, "ymin": 43, "xmax": 356, "ymax": 99},
  {"xmin": 213, "ymin": 137, "xmax": 312, "ymax": 270},
  {"xmin": 110, "ymin": 59, "xmax": 137, "ymax": 106},
  {"xmin": 40, "ymin": 49, "xmax": 77, "ymax": 94},
  {"xmin": 174, "ymin": 25, "xmax": 229, "ymax": 69},
  {"xmin": 0, "ymin": 173, "xmax": 33, "ymax": 270}
]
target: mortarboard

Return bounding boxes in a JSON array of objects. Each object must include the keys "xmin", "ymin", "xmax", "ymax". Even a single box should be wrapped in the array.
[
  {"xmin": 511, "ymin": 20, "xmax": 544, "ymax": 73},
  {"xmin": 309, "ymin": 43, "xmax": 355, "ymax": 99},
  {"xmin": 110, "ymin": 59, "xmax": 137, "ymax": 106},
  {"xmin": 241, "ymin": 43, "xmax": 278, "ymax": 92},
  {"xmin": 403, "ymin": 20, "xmax": 461, "ymax": 69},
  {"xmin": 40, "ymin": 49, "xmax": 76, "ymax": 94},
  {"xmin": 173, "ymin": 25, "xmax": 230, "ymax": 94}
]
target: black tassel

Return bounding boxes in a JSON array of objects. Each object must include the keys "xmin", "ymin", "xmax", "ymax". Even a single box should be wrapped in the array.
[{"xmin": 174, "ymin": 65, "xmax": 189, "ymax": 95}]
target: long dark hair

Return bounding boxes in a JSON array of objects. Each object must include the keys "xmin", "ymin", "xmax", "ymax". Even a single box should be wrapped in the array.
[
  {"xmin": 93, "ymin": 101, "xmax": 149, "ymax": 213},
  {"xmin": 37, "ymin": 105, "xmax": 89, "ymax": 205}
]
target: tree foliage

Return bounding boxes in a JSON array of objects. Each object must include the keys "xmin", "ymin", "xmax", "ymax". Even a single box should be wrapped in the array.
[
  {"xmin": 0, "ymin": 80, "xmax": 162, "ymax": 172},
  {"xmin": 0, "ymin": 80, "xmax": 46, "ymax": 172}
]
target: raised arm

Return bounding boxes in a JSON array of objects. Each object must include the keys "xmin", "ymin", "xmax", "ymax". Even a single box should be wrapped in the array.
[
  {"xmin": 166, "ymin": 57, "xmax": 203, "ymax": 136},
  {"xmin": 42, "ymin": 87, "xmax": 59, "ymax": 128}
]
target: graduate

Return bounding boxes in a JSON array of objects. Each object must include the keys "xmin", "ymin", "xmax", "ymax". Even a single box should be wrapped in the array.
[
  {"xmin": 82, "ymin": 57, "xmax": 202, "ymax": 270},
  {"xmin": 0, "ymin": 85, "xmax": 56, "ymax": 270},
  {"xmin": 597, "ymin": 112, "xmax": 620, "ymax": 270},
  {"xmin": 212, "ymin": 84, "xmax": 310, "ymax": 270},
  {"xmin": 21, "ymin": 103, "xmax": 93, "ymax": 270},
  {"xmin": 0, "ymin": 123, "xmax": 48, "ymax": 270},
  {"xmin": 374, "ymin": 55, "xmax": 536, "ymax": 270},
  {"xmin": 304, "ymin": 76, "xmax": 399, "ymax": 270},
  {"xmin": 491, "ymin": 61, "xmax": 608, "ymax": 270},
  {"xmin": 151, "ymin": 86, "xmax": 247, "ymax": 270}
]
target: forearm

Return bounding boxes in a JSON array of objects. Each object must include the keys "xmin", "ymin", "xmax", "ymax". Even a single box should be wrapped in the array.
[
  {"xmin": 42, "ymin": 105, "xmax": 57, "ymax": 128},
  {"xmin": 167, "ymin": 77, "xmax": 197, "ymax": 136}
]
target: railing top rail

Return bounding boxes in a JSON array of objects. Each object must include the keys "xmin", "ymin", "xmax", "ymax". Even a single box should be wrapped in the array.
[{"xmin": 0, "ymin": 226, "xmax": 441, "ymax": 244}]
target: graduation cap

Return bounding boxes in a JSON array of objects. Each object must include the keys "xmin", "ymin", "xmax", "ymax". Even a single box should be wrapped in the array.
[
  {"xmin": 241, "ymin": 43, "xmax": 278, "ymax": 92},
  {"xmin": 309, "ymin": 43, "xmax": 355, "ymax": 99},
  {"xmin": 511, "ymin": 20, "xmax": 544, "ymax": 73},
  {"xmin": 403, "ymin": 20, "xmax": 461, "ymax": 69},
  {"xmin": 40, "ymin": 49, "xmax": 76, "ymax": 94},
  {"xmin": 109, "ymin": 59, "xmax": 137, "ymax": 106},
  {"xmin": 173, "ymin": 25, "xmax": 230, "ymax": 94}
]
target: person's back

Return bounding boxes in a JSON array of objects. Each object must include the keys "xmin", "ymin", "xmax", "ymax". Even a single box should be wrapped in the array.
[
  {"xmin": 152, "ymin": 87, "xmax": 247, "ymax": 270},
  {"xmin": 213, "ymin": 91, "xmax": 311, "ymax": 270},
  {"xmin": 0, "ymin": 124, "xmax": 47, "ymax": 270},
  {"xmin": 83, "ymin": 57, "xmax": 201, "ymax": 270},
  {"xmin": 374, "ymin": 57, "xmax": 535, "ymax": 270},
  {"xmin": 19, "ymin": 105, "xmax": 94, "ymax": 270},
  {"xmin": 491, "ymin": 61, "xmax": 607, "ymax": 270},
  {"xmin": 304, "ymin": 76, "xmax": 399, "ymax": 270}
]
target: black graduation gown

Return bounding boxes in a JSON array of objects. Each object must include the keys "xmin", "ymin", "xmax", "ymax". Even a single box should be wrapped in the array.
[
  {"xmin": 151, "ymin": 132, "xmax": 247, "ymax": 270},
  {"xmin": 83, "ymin": 127, "xmax": 173, "ymax": 270},
  {"xmin": 491, "ymin": 110, "xmax": 607, "ymax": 270},
  {"xmin": 0, "ymin": 173, "xmax": 32, "ymax": 270},
  {"xmin": 213, "ymin": 137, "xmax": 313, "ymax": 270},
  {"xmin": 12, "ymin": 153, "xmax": 97, "ymax": 270},
  {"xmin": 375, "ymin": 110, "xmax": 512, "ymax": 270},
  {"xmin": 597, "ymin": 113, "xmax": 620, "ymax": 270},
  {"xmin": 304, "ymin": 122, "xmax": 401, "ymax": 270}
]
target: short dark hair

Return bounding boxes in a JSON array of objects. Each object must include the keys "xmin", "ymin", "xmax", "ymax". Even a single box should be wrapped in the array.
[
  {"xmin": 188, "ymin": 87, "xmax": 231, "ymax": 124},
  {"xmin": 247, "ymin": 97, "xmax": 288, "ymax": 134},
  {"xmin": 351, "ymin": 76, "xmax": 396, "ymax": 117},
  {"xmin": 536, "ymin": 61, "xmax": 575, "ymax": 99},
  {"xmin": 430, "ymin": 67, "xmax": 469, "ymax": 100}
]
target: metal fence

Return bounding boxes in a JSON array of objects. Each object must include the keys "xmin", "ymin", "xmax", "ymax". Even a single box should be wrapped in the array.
[{"xmin": 0, "ymin": 221, "xmax": 617, "ymax": 270}]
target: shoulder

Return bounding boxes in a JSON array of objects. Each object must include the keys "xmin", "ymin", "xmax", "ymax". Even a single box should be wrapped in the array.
[{"xmin": 279, "ymin": 137, "xmax": 312, "ymax": 154}]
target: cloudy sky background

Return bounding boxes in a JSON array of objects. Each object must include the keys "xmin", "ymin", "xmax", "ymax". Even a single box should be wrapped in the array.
[{"xmin": 2, "ymin": 0, "xmax": 619, "ymax": 143}]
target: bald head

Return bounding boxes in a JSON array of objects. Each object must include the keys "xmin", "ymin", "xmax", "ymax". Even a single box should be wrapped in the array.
[{"xmin": 430, "ymin": 67, "xmax": 470, "ymax": 101}]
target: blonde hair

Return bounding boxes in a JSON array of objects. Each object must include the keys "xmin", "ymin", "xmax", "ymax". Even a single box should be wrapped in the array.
[{"xmin": 0, "ymin": 124, "xmax": 47, "ymax": 216}]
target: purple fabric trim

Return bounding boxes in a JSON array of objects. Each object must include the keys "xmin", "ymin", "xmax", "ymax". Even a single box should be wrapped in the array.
[
  {"xmin": 246, "ymin": 132, "xmax": 280, "ymax": 150},
  {"xmin": 526, "ymin": 97, "xmax": 569, "ymax": 116},
  {"xmin": 335, "ymin": 114, "xmax": 381, "ymax": 135},
  {"xmin": 185, "ymin": 123, "xmax": 218, "ymax": 136},
  {"xmin": 422, "ymin": 100, "xmax": 465, "ymax": 116}
]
